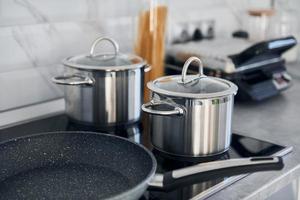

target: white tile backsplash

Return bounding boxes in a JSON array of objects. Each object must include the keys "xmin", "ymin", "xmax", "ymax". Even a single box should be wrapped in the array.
[
  {"xmin": 0, "ymin": 66, "xmax": 63, "ymax": 111},
  {"xmin": 0, "ymin": 27, "xmax": 33, "ymax": 72},
  {"xmin": 0, "ymin": 0, "xmax": 96, "ymax": 26},
  {"xmin": 0, "ymin": 21, "xmax": 104, "ymax": 71}
]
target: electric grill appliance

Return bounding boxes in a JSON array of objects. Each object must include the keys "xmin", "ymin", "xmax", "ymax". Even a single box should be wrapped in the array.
[
  {"xmin": 165, "ymin": 36, "xmax": 297, "ymax": 101},
  {"xmin": 0, "ymin": 114, "xmax": 292, "ymax": 200}
]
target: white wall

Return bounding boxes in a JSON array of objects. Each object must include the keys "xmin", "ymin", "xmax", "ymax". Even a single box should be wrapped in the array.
[{"xmin": 0, "ymin": 0, "xmax": 101, "ymax": 111}]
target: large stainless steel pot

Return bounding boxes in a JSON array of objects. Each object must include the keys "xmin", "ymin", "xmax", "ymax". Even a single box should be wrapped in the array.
[
  {"xmin": 52, "ymin": 37, "xmax": 150, "ymax": 127},
  {"xmin": 142, "ymin": 57, "xmax": 238, "ymax": 157}
]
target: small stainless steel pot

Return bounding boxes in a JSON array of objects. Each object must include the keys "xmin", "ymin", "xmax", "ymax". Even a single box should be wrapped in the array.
[
  {"xmin": 52, "ymin": 37, "xmax": 150, "ymax": 127},
  {"xmin": 142, "ymin": 57, "xmax": 238, "ymax": 157}
]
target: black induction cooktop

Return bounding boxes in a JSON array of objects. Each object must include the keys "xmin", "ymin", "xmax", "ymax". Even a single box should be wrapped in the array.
[{"xmin": 0, "ymin": 113, "xmax": 292, "ymax": 200}]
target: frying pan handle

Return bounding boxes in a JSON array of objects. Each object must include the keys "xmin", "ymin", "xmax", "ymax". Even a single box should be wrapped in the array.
[
  {"xmin": 142, "ymin": 100, "xmax": 184, "ymax": 116},
  {"xmin": 149, "ymin": 156, "xmax": 284, "ymax": 191}
]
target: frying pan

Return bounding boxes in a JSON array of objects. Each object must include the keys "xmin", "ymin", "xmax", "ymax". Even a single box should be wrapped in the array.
[{"xmin": 0, "ymin": 131, "xmax": 283, "ymax": 200}]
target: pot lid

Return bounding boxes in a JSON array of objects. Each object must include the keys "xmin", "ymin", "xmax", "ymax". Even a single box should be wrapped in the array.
[
  {"xmin": 148, "ymin": 57, "xmax": 238, "ymax": 99},
  {"xmin": 62, "ymin": 37, "xmax": 145, "ymax": 71}
]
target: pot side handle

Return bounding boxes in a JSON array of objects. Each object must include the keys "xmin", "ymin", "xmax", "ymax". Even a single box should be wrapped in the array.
[
  {"xmin": 144, "ymin": 64, "xmax": 152, "ymax": 73},
  {"xmin": 142, "ymin": 101, "xmax": 184, "ymax": 116},
  {"xmin": 52, "ymin": 74, "xmax": 94, "ymax": 86},
  {"xmin": 149, "ymin": 156, "xmax": 284, "ymax": 191}
]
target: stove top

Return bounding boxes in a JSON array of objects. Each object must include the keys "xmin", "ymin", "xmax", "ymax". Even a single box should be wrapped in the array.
[{"xmin": 0, "ymin": 113, "xmax": 292, "ymax": 200}]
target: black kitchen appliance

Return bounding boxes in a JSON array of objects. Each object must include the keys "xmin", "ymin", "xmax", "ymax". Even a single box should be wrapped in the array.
[
  {"xmin": 0, "ymin": 113, "xmax": 292, "ymax": 200},
  {"xmin": 165, "ymin": 36, "xmax": 297, "ymax": 101}
]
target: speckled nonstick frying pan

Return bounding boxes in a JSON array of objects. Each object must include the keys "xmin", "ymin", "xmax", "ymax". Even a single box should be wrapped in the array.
[{"xmin": 0, "ymin": 131, "xmax": 284, "ymax": 200}]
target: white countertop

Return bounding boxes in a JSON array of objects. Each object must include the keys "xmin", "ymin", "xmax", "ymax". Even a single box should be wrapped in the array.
[{"xmin": 208, "ymin": 63, "xmax": 300, "ymax": 200}]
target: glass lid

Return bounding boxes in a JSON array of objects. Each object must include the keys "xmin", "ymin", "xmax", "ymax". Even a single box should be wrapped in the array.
[
  {"xmin": 148, "ymin": 57, "xmax": 238, "ymax": 98},
  {"xmin": 62, "ymin": 37, "xmax": 145, "ymax": 70}
]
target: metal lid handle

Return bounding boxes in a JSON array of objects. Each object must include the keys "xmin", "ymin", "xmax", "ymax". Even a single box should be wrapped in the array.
[
  {"xmin": 181, "ymin": 57, "xmax": 205, "ymax": 84},
  {"xmin": 89, "ymin": 37, "xmax": 119, "ymax": 57}
]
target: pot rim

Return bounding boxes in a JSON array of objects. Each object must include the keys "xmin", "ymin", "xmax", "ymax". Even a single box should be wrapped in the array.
[
  {"xmin": 62, "ymin": 53, "xmax": 147, "ymax": 71},
  {"xmin": 147, "ymin": 75, "xmax": 238, "ymax": 99}
]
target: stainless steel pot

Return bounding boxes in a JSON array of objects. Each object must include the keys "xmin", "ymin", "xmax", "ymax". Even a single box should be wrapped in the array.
[
  {"xmin": 142, "ymin": 57, "xmax": 238, "ymax": 157},
  {"xmin": 52, "ymin": 37, "xmax": 150, "ymax": 127}
]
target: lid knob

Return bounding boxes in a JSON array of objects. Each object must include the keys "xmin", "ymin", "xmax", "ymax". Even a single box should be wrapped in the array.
[
  {"xmin": 181, "ymin": 57, "xmax": 205, "ymax": 84},
  {"xmin": 89, "ymin": 37, "xmax": 119, "ymax": 57}
]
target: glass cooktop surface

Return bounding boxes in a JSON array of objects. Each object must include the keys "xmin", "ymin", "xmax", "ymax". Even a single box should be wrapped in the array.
[{"xmin": 0, "ymin": 114, "xmax": 292, "ymax": 200}]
